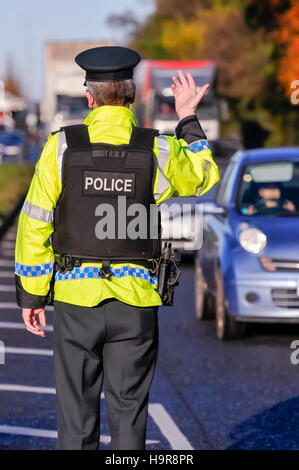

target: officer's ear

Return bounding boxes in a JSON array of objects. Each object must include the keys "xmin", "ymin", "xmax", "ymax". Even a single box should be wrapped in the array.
[
  {"xmin": 86, "ymin": 90, "xmax": 95, "ymax": 109},
  {"xmin": 128, "ymin": 92, "xmax": 136, "ymax": 105}
]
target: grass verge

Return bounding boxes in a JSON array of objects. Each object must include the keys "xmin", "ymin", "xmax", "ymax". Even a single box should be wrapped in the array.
[{"xmin": 0, "ymin": 163, "xmax": 34, "ymax": 220}]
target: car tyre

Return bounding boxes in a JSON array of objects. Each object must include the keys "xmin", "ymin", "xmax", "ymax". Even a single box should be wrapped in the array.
[
  {"xmin": 194, "ymin": 257, "xmax": 215, "ymax": 320},
  {"xmin": 215, "ymin": 265, "xmax": 246, "ymax": 340}
]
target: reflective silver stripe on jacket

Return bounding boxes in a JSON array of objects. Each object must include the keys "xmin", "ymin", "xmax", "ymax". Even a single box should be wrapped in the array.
[
  {"xmin": 21, "ymin": 200, "xmax": 53, "ymax": 224},
  {"xmin": 57, "ymin": 130, "xmax": 67, "ymax": 182},
  {"xmin": 204, "ymin": 160, "xmax": 211, "ymax": 171},
  {"xmin": 154, "ymin": 135, "xmax": 170, "ymax": 199}
]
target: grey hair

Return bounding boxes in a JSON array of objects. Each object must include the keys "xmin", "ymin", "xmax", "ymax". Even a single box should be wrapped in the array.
[{"xmin": 86, "ymin": 79, "xmax": 136, "ymax": 106}]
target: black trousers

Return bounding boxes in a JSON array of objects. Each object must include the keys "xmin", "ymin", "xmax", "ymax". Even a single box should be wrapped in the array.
[{"xmin": 53, "ymin": 299, "xmax": 159, "ymax": 450}]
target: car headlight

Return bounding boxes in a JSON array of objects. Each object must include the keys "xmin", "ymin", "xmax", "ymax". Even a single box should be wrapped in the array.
[{"xmin": 239, "ymin": 227, "xmax": 267, "ymax": 254}]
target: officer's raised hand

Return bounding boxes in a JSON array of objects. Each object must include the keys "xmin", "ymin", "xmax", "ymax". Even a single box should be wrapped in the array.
[
  {"xmin": 22, "ymin": 308, "xmax": 46, "ymax": 337},
  {"xmin": 171, "ymin": 69, "xmax": 210, "ymax": 121}
]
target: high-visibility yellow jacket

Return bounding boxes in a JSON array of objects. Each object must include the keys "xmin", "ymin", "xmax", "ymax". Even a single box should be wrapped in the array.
[{"xmin": 15, "ymin": 105, "xmax": 219, "ymax": 308}]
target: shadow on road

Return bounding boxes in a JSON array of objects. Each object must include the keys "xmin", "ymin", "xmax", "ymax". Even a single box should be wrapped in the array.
[
  {"xmin": 227, "ymin": 395, "xmax": 299, "ymax": 449},
  {"xmin": 246, "ymin": 323, "xmax": 299, "ymax": 342}
]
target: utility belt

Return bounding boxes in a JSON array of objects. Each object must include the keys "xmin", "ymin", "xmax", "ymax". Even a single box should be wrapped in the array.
[{"xmin": 46, "ymin": 245, "xmax": 181, "ymax": 307}]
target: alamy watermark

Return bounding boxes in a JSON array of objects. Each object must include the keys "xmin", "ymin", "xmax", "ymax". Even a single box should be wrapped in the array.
[
  {"xmin": 93, "ymin": 196, "xmax": 204, "ymax": 251},
  {"xmin": 290, "ymin": 80, "xmax": 299, "ymax": 105},
  {"xmin": 0, "ymin": 341, "xmax": 5, "ymax": 365},
  {"xmin": 290, "ymin": 340, "xmax": 299, "ymax": 365},
  {"xmin": 160, "ymin": 202, "xmax": 204, "ymax": 251}
]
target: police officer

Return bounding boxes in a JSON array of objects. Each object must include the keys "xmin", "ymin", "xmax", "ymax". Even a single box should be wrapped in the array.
[{"xmin": 15, "ymin": 46, "xmax": 219, "ymax": 450}]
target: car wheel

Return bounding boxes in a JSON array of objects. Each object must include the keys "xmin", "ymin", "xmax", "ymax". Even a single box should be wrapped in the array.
[
  {"xmin": 194, "ymin": 257, "xmax": 214, "ymax": 320},
  {"xmin": 215, "ymin": 265, "xmax": 246, "ymax": 340}
]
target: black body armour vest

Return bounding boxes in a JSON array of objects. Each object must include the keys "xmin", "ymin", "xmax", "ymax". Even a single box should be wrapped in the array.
[{"xmin": 52, "ymin": 124, "xmax": 161, "ymax": 262}]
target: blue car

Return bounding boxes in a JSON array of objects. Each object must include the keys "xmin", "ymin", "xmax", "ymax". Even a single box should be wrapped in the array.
[{"xmin": 195, "ymin": 148, "xmax": 299, "ymax": 340}]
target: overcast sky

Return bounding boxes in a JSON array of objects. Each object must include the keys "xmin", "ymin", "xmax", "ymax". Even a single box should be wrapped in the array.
[{"xmin": 0, "ymin": 0, "xmax": 154, "ymax": 102}]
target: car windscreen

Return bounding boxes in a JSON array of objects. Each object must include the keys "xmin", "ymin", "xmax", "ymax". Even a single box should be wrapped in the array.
[
  {"xmin": 151, "ymin": 66, "xmax": 216, "ymax": 95},
  {"xmin": 237, "ymin": 161, "xmax": 299, "ymax": 216},
  {"xmin": 152, "ymin": 67, "xmax": 218, "ymax": 121},
  {"xmin": 153, "ymin": 94, "xmax": 218, "ymax": 121}
]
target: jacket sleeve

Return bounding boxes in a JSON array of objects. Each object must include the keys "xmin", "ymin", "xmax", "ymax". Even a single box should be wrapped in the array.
[
  {"xmin": 15, "ymin": 133, "xmax": 61, "ymax": 308},
  {"xmin": 153, "ymin": 114, "xmax": 220, "ymax": 204}
]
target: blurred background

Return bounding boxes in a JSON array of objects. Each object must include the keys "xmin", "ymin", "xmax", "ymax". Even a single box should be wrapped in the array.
[
  {"xmin": 0, "ymin": 0, "xmax": 299, "ymax": 451},
  {"xmin": 0, "ymin": 0, "xmax": 298, "ymax": 220}
]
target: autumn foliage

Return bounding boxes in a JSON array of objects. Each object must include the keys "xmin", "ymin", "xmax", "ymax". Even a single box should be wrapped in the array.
[
  {"xmin": 111, "ymin": 0, "xmax": 299, "ymax": 145},
  {"xmin": 276, "ymin": 1, "xmax": 299, "ymax": 93}
]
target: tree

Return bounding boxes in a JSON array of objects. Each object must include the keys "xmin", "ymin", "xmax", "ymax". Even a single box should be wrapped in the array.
[
  {"xmin": 4, "ymin": 55, "xmax": 22, "ymax": 97},
  {"xmin": 156, "ymin": 0, "xmax": 208, "ymax": 16},
  {"xmin": 132, "ymin": 4, "xmax": 273, "ymax": 99},
  {"xmin": 109, "ymin": 0, "xmax": 299, "ymax": 144},
  {"xmin": 244, "ymin": 0, "xmax": 291, "ymax": 31},
  {"xmin": 276, "ymin": 1, "xmax": 299, "ymax": 96}
]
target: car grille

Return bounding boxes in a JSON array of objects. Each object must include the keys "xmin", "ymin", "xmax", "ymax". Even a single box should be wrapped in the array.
[
  {"xmin": 272, "ymin": 289, "xmax": 299, "ymax": 309},
  {"xmin": 260, "ymin": 258, "xmax": 299, "ymax": 272}
]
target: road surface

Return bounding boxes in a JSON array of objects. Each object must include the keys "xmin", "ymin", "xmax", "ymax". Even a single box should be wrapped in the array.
[{"xmin": 0, "ymin": 221, "xmax": 299, "ymax": 450}]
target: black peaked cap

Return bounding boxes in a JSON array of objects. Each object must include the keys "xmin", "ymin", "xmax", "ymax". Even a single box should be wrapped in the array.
[{"xmin": 75, "ymin": 46, "xmax": 141, "ymax": 84}]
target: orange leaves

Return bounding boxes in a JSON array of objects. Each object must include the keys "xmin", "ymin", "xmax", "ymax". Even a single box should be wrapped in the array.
[{"xmin": 276, "ymin": 1, "xmax": 299, "ymax": 96}]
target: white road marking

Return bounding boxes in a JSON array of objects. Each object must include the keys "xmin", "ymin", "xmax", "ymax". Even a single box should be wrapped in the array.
[
  {"xmin": 149, "ymin": 403, "xmax": 194, "ymax": 450},
  {"xmin": 0, "ymin": 425, "xmax": 156, "ymax": 444},
  {"xmin": 5, "ymin": 347, "xmax": 53, "ymax": 356},
  {"xmin": 0, "ymin": 322, "xmax": 53, "ymax": 332},
  {"xmin": 0, "ymin": 250, "xmax": 15, "ymax": 257},
  {"xmin": 0, "ymin": 302, "xmax": 19, "ymax": 309},
  {"xmin": 0, "ymin": 385, "xmax": 188, "ymax": 448},
  {"xmin": 0, "ymin": 272, "xmax": 14, "ymax": 278},
  {"xmin": 0, "ymin": 260, "xmax": 14, "ymax": 267},
  {"xmin": 0, "ymin": 285, "xmax": 15, "ymax": 291},
  {"xmin": 0, "ymin": 425, "xmax": 160, "ymax": 444},
  {"xmin": 0, "ymin": 384, "xmax": 56, "ymax": 394},
  {"xmin": 0, "ymin": 383, "xmax": 105, "ymax": 399},
  {"xmin": 0, "ymin": 302, "xmax": 53, "ymax": 311},
  {"xmin": 0, "ymin": 425, "xmax": 58, "ymax": 439},
  {"xmin": 0, "ymin": 241, "xmax": 15, "ymax": 249},
  {"xmin": 3, "ymin": 232, "xmax": 17, "ymax": 240},
  {"xmin": 0, "ymin": 279, "xmax": 192, "ymax": 451}
]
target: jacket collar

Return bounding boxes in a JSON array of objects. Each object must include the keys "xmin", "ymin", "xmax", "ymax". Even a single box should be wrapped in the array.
[{"xmin": 84, "ymin": 105, "xmax": 137, "ymax": 128}]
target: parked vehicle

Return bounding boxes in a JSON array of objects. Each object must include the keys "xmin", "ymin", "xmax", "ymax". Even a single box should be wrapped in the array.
[
  {"xmin": 195, "ymin": 148, "xmax": 299, "ymax": 340},
  {"xmin": 159, "ymin": 139, "xmax": 241, "ymax": 254},
  {"xmin": 160, "ymin": 196, "xmax": 201, "ymax": 254},
  {"xmin": 134, "ymin": 60, "xmax": 220, "ymax": 140},
  {"xmin": 41, "ymin": 40, "xmax": 112, "ymax": 134},
  {"xmin": 0, "ymin": 130, "xmax": 27, "ymax": 163}
]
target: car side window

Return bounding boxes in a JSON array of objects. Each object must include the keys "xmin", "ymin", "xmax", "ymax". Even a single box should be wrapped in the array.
[{"xmin": 216, "ymin": 161, "xmax": 237, "ymax": 207}]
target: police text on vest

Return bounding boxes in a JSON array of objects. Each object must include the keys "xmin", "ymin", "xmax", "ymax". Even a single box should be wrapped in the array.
[{"xmin": 83, "ymin": 170, "xmax": 135, "ymax": 197}]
